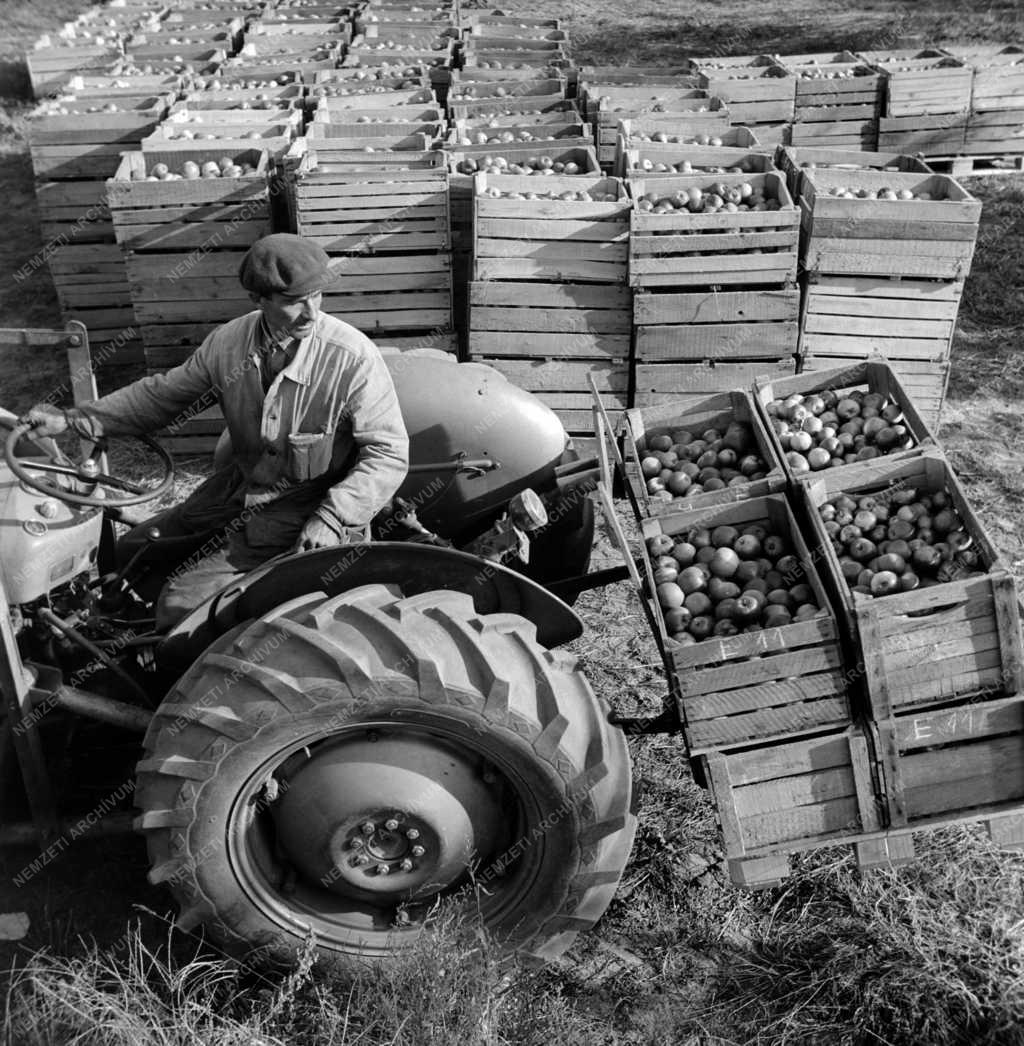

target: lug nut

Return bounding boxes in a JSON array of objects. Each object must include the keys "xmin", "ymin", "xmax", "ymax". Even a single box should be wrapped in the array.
[
  {"xmin": 411, "ymin": 845, "xmax": 425, "ymax": 857},
  {"xmin": 405, "ymin": 828, "xmax": 420, "ymax": 840},
  {"xmin": 349, "ymin": 837, "xmax": 365, "ymax": 850},
  {"xmin": 353, "ymin": 854, "xmax": 369, "ymax": 866},
  {"xmin": 384, "ymin": 818, "xmax": 399, "ymax": 831},
  {"xmin": 361, "ymin": 821, "xmax": 376, "ymax": 835},
  {"xmin": 376, "ymin": 863, "xmax": 390, "ymax": 876},
  {"xmin": 399, "ymin": 858, "xmax": 414, "ymax": 872}
]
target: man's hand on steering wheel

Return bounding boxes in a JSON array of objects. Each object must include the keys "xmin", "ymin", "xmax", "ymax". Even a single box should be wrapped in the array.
[{"xmin": 22, "ymin": 403, "xmax": 74, "ymax": 439}]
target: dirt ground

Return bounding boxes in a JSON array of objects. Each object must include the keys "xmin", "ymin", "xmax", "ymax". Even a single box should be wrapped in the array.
[{"xmin": 0, "ymin": 1, "xmax": 1022, "ymax": 1042}]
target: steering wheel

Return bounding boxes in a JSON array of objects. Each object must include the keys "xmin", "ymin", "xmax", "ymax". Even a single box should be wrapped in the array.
[{"xmin": 5, "ymin": 422, "xmax": 175, "ymax": 509}]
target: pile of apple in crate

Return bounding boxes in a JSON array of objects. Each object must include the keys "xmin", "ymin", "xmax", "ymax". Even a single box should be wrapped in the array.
[{"xmin": 612, "ymin": 356, "xmax": 1024, "ymax": 888}]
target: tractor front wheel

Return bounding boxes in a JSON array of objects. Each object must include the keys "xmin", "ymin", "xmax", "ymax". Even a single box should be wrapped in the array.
[{"xmin": 135, "ymin": 585, "xmax": 636, "ymax": 964}]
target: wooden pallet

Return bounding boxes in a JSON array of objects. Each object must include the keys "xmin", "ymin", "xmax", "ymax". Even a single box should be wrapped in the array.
[
  {"xmin": 472, "ymin": 172, "xmax": 630, "ymax": 284},
  {"xmin": 639, "ymin": 493, "xmax": 853, "ymax": 751},
  {"xmin": 798, "ymin": 450, "xmax": 1024, "ymax": 716},
  {"xmin": 294, "ymin": 159, "xmax": 450, "ymax": 255},
  {"xmin": 629, "ymin": 172, "xmax": 799, "ymax": 289},
  {"xmin": 623, "ymin": 388, "xmax": 787, "ymax": 515},
  {"xmin": 633, "ymin": 359, "xmax": 797, "ymax": 407},
  {"xmin": 930, "ymin": 152, "xmax": 1024, "ymax": 176},
  {"xmin": 799, "ymin": 170, "xmax": 980, "ymax": 281},
  {"xmin": 752, "ymin": 356, "xmax": 941, "ymax": 484},
  {"xmin": 872, "ymin": 55, "xmax": 973, "ymax": 118}
]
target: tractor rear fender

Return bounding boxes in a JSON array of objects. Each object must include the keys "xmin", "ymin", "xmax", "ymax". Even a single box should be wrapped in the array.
[{"xmin": 156, "ymin": 542, "xmax": 583, "ymax": 675}]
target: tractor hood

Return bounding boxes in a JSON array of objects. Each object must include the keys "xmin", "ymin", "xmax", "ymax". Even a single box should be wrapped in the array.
[{"xmin": 382, "ymin": 350, "xmax": 570, "ymax": 537}]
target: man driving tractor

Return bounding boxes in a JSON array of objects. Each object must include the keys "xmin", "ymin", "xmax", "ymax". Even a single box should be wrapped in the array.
[{"xmin": 22, "ymin": 233, "xmax": 410, "ymax": 629}]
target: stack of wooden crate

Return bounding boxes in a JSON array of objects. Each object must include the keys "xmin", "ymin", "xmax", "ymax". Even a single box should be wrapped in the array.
[
  {"xmin": 954, "ymin": 46, "xmax": 1024, "ymax": 164},
  {"xmin": 467, "ymin": 170, "xmax": 632, "ymax": 440},
  {"xmin": 863, "ymin": 48, "xmax": 974, "ymax": 158},
  {"xmin": 793, "ymin": 163, "xmax": 980, "ymax": 426},
  {"xmin": 27, "ymin": 76, "xmax": 178, "ymax": 371},
  {"xmin": 779, "ymin": 51, "xmax": 883, "ymax": 151},
  {"xmin": 693, "ymin": 55, "xmax": 796, "ymax": 148},
  {"xmin": 627, "ymin": 156, "xmax": 801, "ymax": 409},
  {"xmin": 577, "ymin": 73, "xmax": 725, "ymax": 169}
]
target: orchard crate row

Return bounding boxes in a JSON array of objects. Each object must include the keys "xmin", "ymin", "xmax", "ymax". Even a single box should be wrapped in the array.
[
  {"xmin": 618, "ymin": 404, "xmax": 1024, "ymax": 888},
  {"xmin": 797, "ymin": 169, "xmax": 981, "ymax": 281}
]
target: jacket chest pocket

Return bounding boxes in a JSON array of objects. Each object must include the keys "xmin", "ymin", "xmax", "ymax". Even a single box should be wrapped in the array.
[{"xmin": 287, "ymin": 431, "xmax": 334, "ymax": 481}]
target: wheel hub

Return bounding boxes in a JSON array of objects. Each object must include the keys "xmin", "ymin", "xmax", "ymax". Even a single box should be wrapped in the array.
[{"xmin": 271, "ymin": 732, "xmax": 508, "ymax": 905}]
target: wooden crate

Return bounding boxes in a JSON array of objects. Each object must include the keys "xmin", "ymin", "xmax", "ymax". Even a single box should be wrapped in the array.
[
  {"xmin": 345, "ymin": 42, "xmax": 455, "ymax": 69},
  {"xmin": 623, "ymin": 388, "xmax": 787, "ymax": 515},
  {"xmin": 966, "ymin": 51, "xmax": 1024, "ymax": 113},
  {"xmin": 108, "ymin": 149, "xmax": 270, "ymax": 252},
  {"xmin": 311, "ymin": 76, "xmax": 434, "ymax": 101},
  {"xmin": 629, "ymin": 172, "xmax": 799, "ymax": 289},
  {"xmin": 305, "ymin": 126, "xmax": 437, "ymax": 152},
  {"xmin": 180, "ymin": 85, "xmax": 306, "ymax": 111},
  {"xmin": 877, "ymin": 113, "xmax": 969, "ymax": 157},
  {"xmin": 752, "ymin": 356, "xmax": 941, "ymax": 485},
  {"xmin": 467, "ymin": 280, "xmax": 631, "ymax": 362},
  {"xmin": 449, "ymin": 99, "xmax": 579, "ymax": 123},
  {"xmin": 472, "ymin": 172, "xmax": 629, "ymax": 284},
  {"xmin": 872, "ymin": 55, "xmax": 973, "ymax": 118},
  {"xmin": 166, "ymin": 103, "xmax": 305, "ymax": 130},
  {"xmin": 314, "ymin": 88, "xmax": 438, "ymax": 112},
  {"xmin": 695, "ymin": 58, "xmax": 796, "ymax": 125},
  {"xmin": 699, "ymin": 726, "xmax": 885, "ymax": 887},
  {"xmin": 145, "ymin": 118, "xmax": 298, "ymax": 143},
  {"xmin": 448, "ymin": 77, "xmax": 566, "ymax": 103},
  {"xmin": 449, "ymin": 64, "xmax": 565, "ymax": 83},
  {"xmin": 639, "ymin": 493, "xmax": 853, "ymax": 751},
  {"xmin": 799, "ymin": 170, "xmax": 980, "ymax": 281},
  {"xmin": 29, "ymin": 94, "xmax": 173, "ymax": 180},
  {"xmin": 964, "ymin": 110, "xmax": 1024, "ymax": 155},
  {"xmin": 787, "ymin": 63, "xmax": 881, "ymax": 150},
  {"xmin": 294, "ymin": 159, "xmax": 449, "ymax": 255},
  {"xmin": 586, "ymin": 89, "xmax": 726, "ymax": 166},
  {"xmin": 776, "ymin": 146, "xmax": 932, "ymax": 203},
  {"xmin": 27, "ymin": 45, "xmax": 121, "ymax": 98},
  {"xmin": 798, "ymin": 354, "xmax": 950, "ymax": 429},
  {"xmin": 621, "ymin": 147, "xmax": 775, "ymax": 179},
  {"xmin": 634, "ymin": 287, "xmax": 800, "ymax": 363},
  {"xmin": 872, "ymin": 697, "xmax": 1024, "ymax": 829},
  {"xmin": 36, "ymin": 179, "xmax": 114, "ymax": 244},
  {"xmin": 634, "ymin": 359, "xmax": 797, "ymax": 407},
  {"xmin": 446, "ymin": 121, "xmax": 590, "ymax": 147},
  {"xmin": 798, "ymin": 450, "xmax": 1024, "ymax": 719},
  {"xmin": 798, "ymin": 275, "xmax": 962, "ymax": 365}
]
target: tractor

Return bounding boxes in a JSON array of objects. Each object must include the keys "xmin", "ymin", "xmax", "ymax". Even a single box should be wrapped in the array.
[{"xmin": 0, "ymin": 322, "xmax": 643, "ymax": 964}]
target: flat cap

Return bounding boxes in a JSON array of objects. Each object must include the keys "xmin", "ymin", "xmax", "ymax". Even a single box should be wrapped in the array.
[{"xmin": 239, "ymin": 233, "xmax": 333, "ymax": 298}]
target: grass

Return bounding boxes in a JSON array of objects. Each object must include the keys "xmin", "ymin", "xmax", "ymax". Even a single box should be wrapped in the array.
[{"xmin": 1, "ymin": 0, "xmax": 1024, "ymax": 1043}]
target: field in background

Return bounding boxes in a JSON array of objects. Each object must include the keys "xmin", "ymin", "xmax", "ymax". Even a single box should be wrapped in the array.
[{"xmin": 1, "ymin": 2, "xmax": 1023, "ymax": 1043}]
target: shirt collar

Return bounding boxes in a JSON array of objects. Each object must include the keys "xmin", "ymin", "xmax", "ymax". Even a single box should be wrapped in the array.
[{"xmin": 255, "ymin": 313, "xmax": 318, "ymax": 386}]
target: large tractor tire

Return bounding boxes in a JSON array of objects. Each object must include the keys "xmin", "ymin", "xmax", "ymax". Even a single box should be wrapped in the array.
[{"xmin": 135, "ymin": 584, "xmax": 636, "ymax": 964}]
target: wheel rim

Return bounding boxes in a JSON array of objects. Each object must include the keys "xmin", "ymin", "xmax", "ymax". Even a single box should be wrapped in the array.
[{"xmin": 226, "ymin": 716, "xmax": 557, "ymax": 956}]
